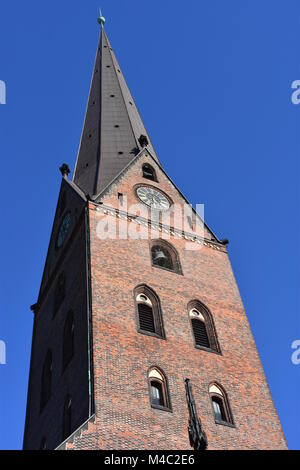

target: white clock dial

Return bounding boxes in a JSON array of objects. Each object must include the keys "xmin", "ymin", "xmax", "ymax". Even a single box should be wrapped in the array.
[{"xmin": 136, "ymin": 186, "xmax": 171, "ymax": 211}]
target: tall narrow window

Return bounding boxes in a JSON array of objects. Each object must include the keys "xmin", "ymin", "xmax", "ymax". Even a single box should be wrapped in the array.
[
  {"xmin": 212, "ymin": 396, "xmax": 226, "ymax": 422},
  {"xmin": 209, "ymin": 384, "xmax": 234, "ymax": 426},
  {"xmin": 118, "ymin": 192, "xmax": 124, "ymax": 206},
  {"xmin": 151, "ymin": 240, "xmax": 182, "ymax": 274},
  {"xmin": 151, "ymin": 381, "xmax": 164, "ymax": 406},
  {"xmin": 62, "ymin": 311, "xmax": 74, "ymax": 371},
  {"xmin": 190, "ymin": 310, "xmax": 210, "ymax": 348},
  {"xmin": 53, "ymin": 272, "xmax": 65, "ymax": 317},
  {"xmin": 62, "ymin": 396, "xmax": 72, "ymax": 441},
  {"xmin": 188, "ymin": 301, "xmax": 220, "ymax": 353},
  {"xmin": 142, "ymin": 164, "xmax": 157, "ymax": 181},
  {"xmin": 148, "ymin": 368, "xmax": 171, "ymax": 411},
  {"xmin": 137, "ymin": 295, "xmax": 155, "ymax": 333},
  {"xmin": 134, "ymin": 286, "xmax": 164, "ymax": 338},
  {"xmin": 40, "ymin": 350, "xmax": 52, "ymax": 411}
]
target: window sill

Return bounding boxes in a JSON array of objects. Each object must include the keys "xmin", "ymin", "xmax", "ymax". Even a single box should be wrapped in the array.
[
  {"xmin": 138, "ymin": 329, "xmax": 165, "ymax": 340},
  {"xmin": 215, "ymin": 419, "xmax": 235, "ymax": 428},
  {"xmin": 194, "ymin": 345, "xmax": 222, "ymax": 356},
  {"xmin": 151, "ymin": 404, "xmax": 172, "ymax": 413},
  {"xmin": 152, "ymin": 264, "xmax": 183, "ymax": 276}
]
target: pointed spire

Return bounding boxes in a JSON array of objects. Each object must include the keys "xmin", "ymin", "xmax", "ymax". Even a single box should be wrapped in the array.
[{"xmin": 73, "ymin": 19, "xmax": 158, "ymax": 197}]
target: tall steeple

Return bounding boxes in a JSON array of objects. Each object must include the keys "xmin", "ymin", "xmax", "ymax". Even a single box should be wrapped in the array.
[
  {"xmin": 23, "ymin": 14, "xmax": 288, "ymax": 452},
  {"xmin": 73, "ymin": 17, "xmax": 158, "ymax": 197}
]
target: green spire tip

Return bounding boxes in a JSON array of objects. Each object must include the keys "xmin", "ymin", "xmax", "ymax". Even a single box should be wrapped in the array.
[{"xmin": 97, "ymin": 8, "xmax": 106, "ymax": 26}]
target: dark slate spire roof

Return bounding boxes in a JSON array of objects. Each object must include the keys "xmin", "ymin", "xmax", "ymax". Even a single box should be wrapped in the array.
[{"xmin": 73, "ymin": 25, "xmax": 159, "ymax": 196}]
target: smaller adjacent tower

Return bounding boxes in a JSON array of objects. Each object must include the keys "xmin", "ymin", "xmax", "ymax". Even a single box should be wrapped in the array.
[{"xmin": 23, "ymin": 15, "xmax": 287, "ymax": 450}]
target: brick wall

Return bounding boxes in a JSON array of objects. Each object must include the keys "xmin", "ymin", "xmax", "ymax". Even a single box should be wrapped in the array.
[
  {"xmin": 24, "ymin": 155, "xmax": 287, "ymax": 450},
  {"xmin": 70, "ymin": 156, "xmax": 287, "ymax": 450}
]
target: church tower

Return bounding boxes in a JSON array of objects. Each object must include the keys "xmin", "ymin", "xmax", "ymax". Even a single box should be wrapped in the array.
[{"xmin": 23, "ymin": 16, "xmax": 287, "ymax": 450}]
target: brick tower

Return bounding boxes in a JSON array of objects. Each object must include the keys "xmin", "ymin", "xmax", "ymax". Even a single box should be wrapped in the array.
[{"xmin": 23, "ymin": 16, "xmax": 287, "ymax": 450}]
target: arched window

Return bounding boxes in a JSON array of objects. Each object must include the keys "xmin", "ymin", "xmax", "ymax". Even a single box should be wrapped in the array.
[
  {"xmin": 53, "ymin": 272, "xmax": 65, "ymax": 317},
  {"xmin": 190, "ymin": 312, "xmax": 210, "ymax": 349},
  {"xmin": 151, "ymin": 240, "xmax": 182, "ymax": 274},
  {"xmin": 62, "ymin": 311, "xmax": 74, "ymax": 371},
  {"xmin": 142, "ymin": 163, "xmax": 157, "ymax": 181},
  {"xmin": 188, "ymin": 301, "xmax": 220, "ymax": 353},
  {"xmin": 148, "ymin": 367, "xmax": 171, "ymax": 411},
  {"xmin": 62, "ymin": 395, "xmax": 72, "ymax": 441},
  {"xmin": 134, "ymin": 286, "xmax": 164, "ymax": 338},
  {"xmin": 209, "ymin": 383, "xmax": 234, "ymax": 426},
  {"xmin": 40, "ymin": 350, "xmax": 52, "ymax": 411}
]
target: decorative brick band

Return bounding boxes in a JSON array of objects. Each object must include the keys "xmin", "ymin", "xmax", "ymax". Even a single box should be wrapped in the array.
[{"xmin": 92, "ymin": 203, "xmax": 227, "ymax": 253}]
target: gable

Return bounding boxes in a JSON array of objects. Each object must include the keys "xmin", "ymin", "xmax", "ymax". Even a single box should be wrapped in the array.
[
  {"xmin": 36, "ymin": 178, "xmax": 87, "ymax": 306},
  {"xmin": 93, "ymin": 149, "xmax": 219, "ymax": 243}
]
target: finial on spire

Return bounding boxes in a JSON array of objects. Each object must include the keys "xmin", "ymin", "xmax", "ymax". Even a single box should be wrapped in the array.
[
  {"xmin": 97, "ymin": 8, "xmax": 106, "ymax": 27},
  {"xmin": 59, "ymin": 163, "xmax": 70, "ymax": 178}
]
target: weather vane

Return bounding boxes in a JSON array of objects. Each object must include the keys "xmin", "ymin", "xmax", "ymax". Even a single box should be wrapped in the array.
[{"xmin": 97, "ymin": 8, "xmax": 106, "ymax": 26}]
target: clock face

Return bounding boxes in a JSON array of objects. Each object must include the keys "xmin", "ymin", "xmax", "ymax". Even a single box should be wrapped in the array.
[
  {"xmin": 136, "ymin": 186, "xmax": 171, "ymax": 211},
  {"xmin": 56, "ymin": 212, "xmax": 71, "ymax": 248}
]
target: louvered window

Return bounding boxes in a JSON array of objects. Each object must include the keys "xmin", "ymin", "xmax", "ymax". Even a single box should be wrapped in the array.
[
  {"xmin": 135, "ymin": 287, "xmax": 164, "ymax": 338},
  {"xmin": 191, "ymin": 318, "xmax": 210, "ymax": 348},
  {"xmin": 188, "ymin": 302, "xmax": 220, "ymax": 353},
  {"xmin": 138, "ymin": 303, "xmax": 155, "ymax": 333}
]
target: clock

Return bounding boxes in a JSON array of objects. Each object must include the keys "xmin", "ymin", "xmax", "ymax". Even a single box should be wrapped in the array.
[
  {"xmin": 56, "ymin": 212, "xmax": 71, "ymax": 248},
  {"xmin": 136, "ymin": 186, "xmax": 171, "ymax": 211}
]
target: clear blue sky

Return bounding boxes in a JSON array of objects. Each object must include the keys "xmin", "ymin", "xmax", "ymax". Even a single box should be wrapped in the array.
[{"xmin": 0, "ymin": 0, "xmax": 299, "ymax": 450}]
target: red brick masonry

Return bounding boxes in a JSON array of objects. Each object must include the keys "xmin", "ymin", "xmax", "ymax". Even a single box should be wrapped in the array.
[{"xmin": 61, "ymin": 156, "xmax": 287, "ymax": 450}]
